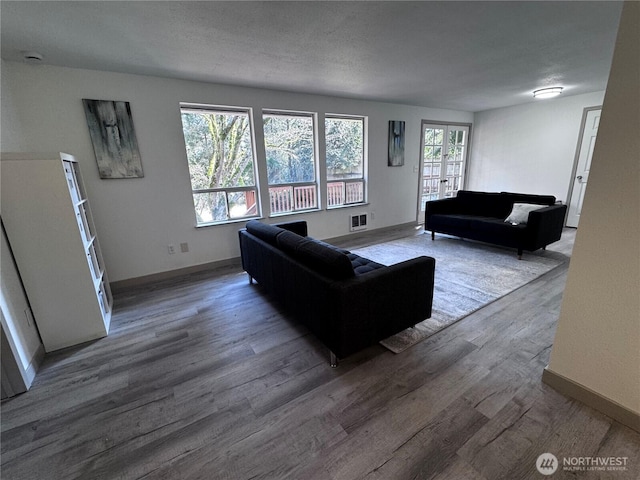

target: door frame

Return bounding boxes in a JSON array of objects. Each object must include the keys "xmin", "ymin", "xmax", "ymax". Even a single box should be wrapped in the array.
[
  {"xmin": 0, "ymin": 220, "xmax": 43, "ymax": 398},
  {"xmin": 416, "ymin": 120, "xmax": 472, "ymax": 223},
  {"xmin": 565, "ymin": 106, "xmax": 602, "ymax": 227}
]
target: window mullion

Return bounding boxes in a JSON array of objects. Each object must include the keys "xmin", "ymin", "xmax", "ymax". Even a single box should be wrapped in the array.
[{"xmin": 317, "ymin": 114, "xmax": 327, "ymax": 210}]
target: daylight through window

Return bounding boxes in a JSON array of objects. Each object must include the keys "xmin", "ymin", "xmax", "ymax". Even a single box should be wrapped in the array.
[
  {"xmin": 263, "ymin": 111, "xmax": 318, "ymax": 215},
  {"xmin": 180, "ymin": 106, "xmax": 259, "ymax": 225},
  {"xmin": 325, "ymin": 116, "xmax": 366, "ymax": 207}
]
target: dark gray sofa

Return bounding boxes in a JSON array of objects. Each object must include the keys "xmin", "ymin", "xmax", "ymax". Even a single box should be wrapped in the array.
[
  {"xmin": 426, "ymin": 190, "xmax": 567, "ymax": 258},
  {"xmin": 238, "ymin": 220, "xmax": 435, "ymax": 366}
]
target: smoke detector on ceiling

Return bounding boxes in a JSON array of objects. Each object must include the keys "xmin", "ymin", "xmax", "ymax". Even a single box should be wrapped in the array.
[{"xmin": 22, "ymin": 51, "xmax": 43, "ymax": 64}]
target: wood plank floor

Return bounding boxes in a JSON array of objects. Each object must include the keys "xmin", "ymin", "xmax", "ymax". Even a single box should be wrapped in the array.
[{"xmin": 2, "ymin": 229, "xmax": 639, "ymax": 479}]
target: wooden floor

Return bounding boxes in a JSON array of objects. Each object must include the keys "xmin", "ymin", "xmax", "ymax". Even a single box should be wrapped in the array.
[{"xmin": 2, "ymin": 229, "xmax": 639, "ymax": 479}]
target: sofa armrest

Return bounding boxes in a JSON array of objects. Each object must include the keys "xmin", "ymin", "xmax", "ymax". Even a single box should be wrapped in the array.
[
  {"xmin": 341, "ymin": 256, "xmax": 435, "ymax": 293},
  {"xmin": 329, "ymin": 256, "xmax": 436, "ymax": 356},
  {"xmin": 525, "ymin": 204, "xmax": 568, "ymax": 248},
  {"xmin": 275, "ymin": 220, "xmax": 308, "ymax": 237}
]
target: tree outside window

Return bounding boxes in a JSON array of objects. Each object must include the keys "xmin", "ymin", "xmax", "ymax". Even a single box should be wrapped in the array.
[
  {"xmin": 325, "ymin": 116, "xmax": 366, "ymax": 206},
  {"xmin": 263, "ymin": 111, "xmax": 318, "ymax": 214},
  {"xmin": 180, "ymin": 106, "xmax": 259, "ymax": 225}
]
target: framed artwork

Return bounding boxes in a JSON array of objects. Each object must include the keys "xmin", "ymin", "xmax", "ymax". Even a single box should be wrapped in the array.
[
  {"xmin": 82, "ymin": 99, "xmax": 143, "ymax": 178},
  {"xmin": 388, "ymin": 120, "xmax": 405, "ymax": 167}
]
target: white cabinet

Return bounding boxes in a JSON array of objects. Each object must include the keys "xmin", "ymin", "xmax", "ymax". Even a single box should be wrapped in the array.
[{"xmin": 1, "ymin": 152, "xmax": 112, "ymax": 352}]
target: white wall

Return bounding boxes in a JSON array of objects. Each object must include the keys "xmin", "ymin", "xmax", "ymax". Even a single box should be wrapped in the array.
[
  {"xmin": 468, "ymin": 90, "xmax": 605, "ymax": 203},
  {"xmin": 548, "ymin": 1, "xmax": 640, "ymax": 415},
  {"xmin": 1, "ymin": 61, "xmax": 472, "ymax": 282}
]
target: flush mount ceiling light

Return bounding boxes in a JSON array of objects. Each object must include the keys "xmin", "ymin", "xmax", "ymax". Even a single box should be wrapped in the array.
[{"xmin": 533, "ymin": 87, "xmax": 563, "ymax": 99}]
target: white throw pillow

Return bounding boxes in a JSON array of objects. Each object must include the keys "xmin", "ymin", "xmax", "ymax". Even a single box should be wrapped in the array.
[{"xmin": 504, "ymin": 203, "xmax": 544, "ymax": 225}]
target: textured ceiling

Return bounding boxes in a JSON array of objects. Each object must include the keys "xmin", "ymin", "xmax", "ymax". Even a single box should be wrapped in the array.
[{"xmin": 0, "ymin": 1, "xmax": 623, "ymax": 112}]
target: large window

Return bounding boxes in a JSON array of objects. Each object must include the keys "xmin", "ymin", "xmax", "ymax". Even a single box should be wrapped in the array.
[
  {"xmin": 263, "ymin": 111, "xmax": 318, "ymax": 215},
  {"xmin": 180, "ymin": 105, "xmax": 259, "ymax": 226},
  {"xmin": 325, "ymin": 115, "xmax": 366, "ymax": 207}
]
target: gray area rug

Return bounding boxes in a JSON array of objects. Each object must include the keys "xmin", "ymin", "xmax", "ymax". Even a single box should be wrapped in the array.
[{"xmin": 350, "ymin": 233, "xmax": 570, "ymax": 353}]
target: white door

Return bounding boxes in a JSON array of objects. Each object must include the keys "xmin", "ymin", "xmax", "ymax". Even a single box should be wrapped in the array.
[
  {"xmin": 567, "ymin": 108, "xmax": 601, "ymax": 228},
  {"xmin": 417, "ymin": 123, "xmax": 470, "ymax": 223}
]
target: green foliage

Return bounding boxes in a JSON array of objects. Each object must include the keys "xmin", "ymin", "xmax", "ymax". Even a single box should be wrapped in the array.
[
  {"xmin": 181, "ymin": 111, "xmax": 255, "ymax": 191},
  {"xmin": 263, "ymin": 115, "xmax": 315, "ymax": 184},
  {"xmin": 325, "ymin": 118, "xmax": 364, "ymax": 180},
  {"xmin": 181, "ymin": 110, "xmax": 256, "ymax": 223},
  {"xmin": 424, "ymin": 128, "xmax": 443, "ymax": 147}
]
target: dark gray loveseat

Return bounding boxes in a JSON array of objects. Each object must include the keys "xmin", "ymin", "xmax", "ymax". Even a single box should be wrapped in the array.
[
  {"xmin": 426, "ymin": 190, "xmax": 567, "ymax": 258},
  {"xmin": 239, "ymin": 220, "xmax": 435, "ymax": 366}
]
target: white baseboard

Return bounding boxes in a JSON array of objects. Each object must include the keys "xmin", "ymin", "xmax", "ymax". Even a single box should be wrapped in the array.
[
  {"xmin": 542, "ymin": 366, "xmax": 640, "ymax": 433},
  {"xmin": 24, "ymin": 343, "xmax": 45, "ymax": 389}
]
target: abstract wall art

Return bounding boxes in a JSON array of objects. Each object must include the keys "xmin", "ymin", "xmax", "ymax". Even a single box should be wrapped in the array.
[
  {"xmin": 388, "ymin": 120, "xmax": 405, "ymax": 167},
  {"xmin": 82, "ymin": 99, "xmax": 143, "ymax": 178}
]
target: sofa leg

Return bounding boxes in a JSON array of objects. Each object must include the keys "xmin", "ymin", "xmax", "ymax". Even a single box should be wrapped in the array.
[
  {"xmin": 329, "ymin": 351, "xmax": 338, "ymax": 368},
  {"xmin": 517, "ymin": 248, "xmax": 523, "ymax": 260},
  {"xmin": 431, "ymin": 231, "xmax": 435, "ymax": 241},
  {"xmin": 248, "ymin": 274, "xmax": 254, "ymax": 284}
]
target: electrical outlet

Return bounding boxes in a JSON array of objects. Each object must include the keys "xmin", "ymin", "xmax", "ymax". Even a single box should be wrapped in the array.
[
  {"xmin": 168, "ymin": 244, "xmax": 176, "ymax": 254},
  {"xmin": 180, "ymin": 242, "xmax": 189, "ymax": 253}
]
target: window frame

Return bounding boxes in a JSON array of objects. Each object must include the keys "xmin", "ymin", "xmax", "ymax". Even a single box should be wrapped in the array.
[
  {"xmin": 262, "ymin": 109, "xmax": 320, "ymax": 216},
  {"xmin": 324, "ymin": 114, "xmax": 367, "ymax": 209},
  {"xmin": 180, "ymin": 103, "xmax": 261, "ymax": 227}
]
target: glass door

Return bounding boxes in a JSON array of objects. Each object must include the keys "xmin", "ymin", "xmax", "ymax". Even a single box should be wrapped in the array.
[{"xmin": 417, "ymin": 123, "xmax": 470, "ymax": 223}]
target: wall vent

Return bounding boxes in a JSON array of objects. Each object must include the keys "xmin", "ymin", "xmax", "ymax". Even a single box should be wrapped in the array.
[{"xmin": 350, "ymin": 213, "xmax": 368, "ymax": 232}]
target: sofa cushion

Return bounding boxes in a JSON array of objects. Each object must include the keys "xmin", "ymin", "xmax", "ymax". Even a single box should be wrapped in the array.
[
  {"xmin": 275, "ymin": 231, "xmax": 354, "ymax": 279},
  {"xmin": 312, "ymin": 238, "xmax": 351, "ymax": 255},
  {"xmin": 456, "ymin": 191, "xmax": 510, "ymax": 217},
  {"xmin": 468, "ymin": 217, "xmax": 527, "ymax": 244},
  {"xmin": 429, "ymin": 213, "xmax": 474, "ymax": 230},
  {"xmin": 347, "ymin": 253, "xmax": 385, "ymax": 275},
  {"xmin": 276, "ymin": 229, "xmax": 305, "ymax": 253},
  {"xmin": 501, "ymin": 192, "xmax": 556, "ymax": 207},
  {"xmin": 246, "ymin": 220, "xmax": 284, "ymax": 245},
  {"xmin": 295, "ymin": 238, "xmax": 355, "ymax": 280}
]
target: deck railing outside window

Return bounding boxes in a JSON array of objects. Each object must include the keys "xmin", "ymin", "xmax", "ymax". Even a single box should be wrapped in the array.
[
  {"xmin": 327, "ymin": 180, "xmax": 364, "ymax": 207},
  {"xmin": 269, "ymin": 184, "xmax": 317, "ymax": 214}
]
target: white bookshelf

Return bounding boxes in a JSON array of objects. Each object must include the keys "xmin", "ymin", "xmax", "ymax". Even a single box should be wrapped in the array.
[{"xmin": 1, "ymin": 152, "xmax": 112, "ymax": 352}]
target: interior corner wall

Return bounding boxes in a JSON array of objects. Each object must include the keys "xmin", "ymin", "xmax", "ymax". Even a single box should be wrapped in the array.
[
  {"xmin": 547, "ymin": 1, "xmax": 640, "ymax": 415},
  {"xmin": 467, "ymin": 90, "xmax": 605, "ymax": 202},
  {"xmin": 0, "ymin": 61, "xmax": 472, "ymax": 282}
]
